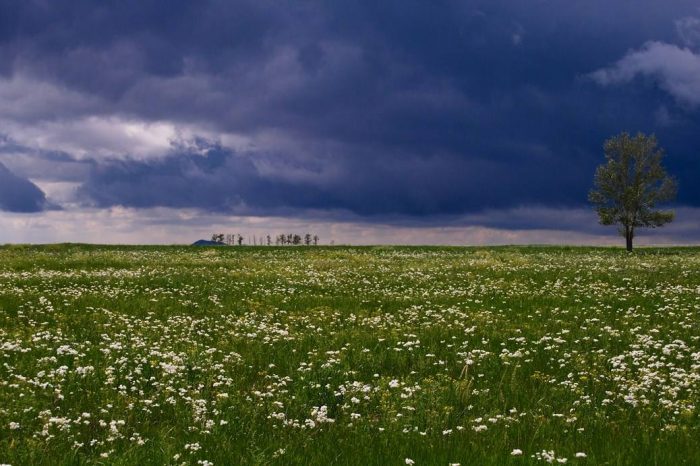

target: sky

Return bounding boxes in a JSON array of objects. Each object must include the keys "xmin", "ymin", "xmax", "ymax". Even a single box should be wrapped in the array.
[{"xmin": 0, "ymin": 0, "xmax": 699, "ymax": 245}]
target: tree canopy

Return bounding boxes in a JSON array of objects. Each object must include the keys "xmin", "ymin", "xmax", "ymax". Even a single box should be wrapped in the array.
[{"xmin": 589, "ymin": 132, "xmax": 677, "ymax": 251}]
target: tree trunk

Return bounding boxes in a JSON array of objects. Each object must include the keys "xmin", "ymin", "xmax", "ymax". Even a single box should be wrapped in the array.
[{"xmin": 625, "ymin": 227, "xmax": 633, "ymax": 252}]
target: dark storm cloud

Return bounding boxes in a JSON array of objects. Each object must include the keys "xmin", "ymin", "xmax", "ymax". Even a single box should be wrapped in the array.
[
  {"xmin": 1, "ymin": 0, "xmax": 700, "ymax": 221},
  {"xmin": 77, "ymin": 139, "xmax": 591, "ymax": 217},
  {"xmin": 0, "ymin": 161, "xmax": 49, "ymax": 212},
  {"xmin": 0, "ymin": 134, "xmax": 93, "ymax": 182}
]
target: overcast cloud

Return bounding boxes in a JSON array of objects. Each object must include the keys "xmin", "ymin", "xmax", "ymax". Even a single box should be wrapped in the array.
[{"xmin": 0, "ymin": 1, "xmax": 698, "ymax": 244}]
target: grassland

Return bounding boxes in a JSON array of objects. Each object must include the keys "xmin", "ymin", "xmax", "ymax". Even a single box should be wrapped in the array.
[{"xmin": 0, "ymin": 244, "xmax": 699, "ymax": 465}]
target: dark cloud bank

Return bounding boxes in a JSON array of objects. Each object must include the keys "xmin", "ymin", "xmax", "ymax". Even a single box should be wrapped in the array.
[
  {"xmin": 0, "ymin": 161, "xmax": 47, "ymax": 212},
  {"xmin": 1, "ymin": 0, "xmax": 699, "ymax": 238}
]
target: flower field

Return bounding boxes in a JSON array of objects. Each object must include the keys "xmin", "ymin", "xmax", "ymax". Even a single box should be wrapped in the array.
[{"xmin": 0, "ymin": 245, "xmax": 699, "ymax": 465}]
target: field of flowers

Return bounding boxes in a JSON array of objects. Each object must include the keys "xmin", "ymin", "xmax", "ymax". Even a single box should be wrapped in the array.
[{"xmin": 0, "ymin": 245, "xmax": 699, "ymax": 465}]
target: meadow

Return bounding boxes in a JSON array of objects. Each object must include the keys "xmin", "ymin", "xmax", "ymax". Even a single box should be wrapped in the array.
[{"xmin": 0, "ymin": 245, "xmax": 699, "ymax": 465}]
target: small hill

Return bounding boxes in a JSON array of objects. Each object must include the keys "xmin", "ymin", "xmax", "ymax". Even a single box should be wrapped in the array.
[{"xmin": 191, "ymin": 239, "xmax": 224, "ymax": 246}]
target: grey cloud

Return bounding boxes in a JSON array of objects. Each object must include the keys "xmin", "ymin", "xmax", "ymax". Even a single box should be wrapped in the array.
[
  {"xmin": 74, "ymin": 138, "xmax": 592, "ymax": 218},
  {"xmin": 0, "ymin": 134, "xmax": 93, "ymax": 182},
  {"xmin": 0, "ymin": 75, "xmax": 103, "ymax": 123},
  {"xmin": 676, "ymin": 16, "xmax": 700, "ymax": 48},
  {"xmin": 1, "ymin": 1, "xmax": 700, "ymax": 231},
  {"xmin": 590, "ymin": 41, "xmax": 700, "ymax": 107},
  {"xmin": 0, "ymin": 161, "xmax": 50, "ymax": 212}
]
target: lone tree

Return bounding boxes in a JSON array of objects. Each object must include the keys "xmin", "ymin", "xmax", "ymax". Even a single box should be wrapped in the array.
[{"xmin": 588, "ymin": 132, "xmax": 677, "ymax": 251}]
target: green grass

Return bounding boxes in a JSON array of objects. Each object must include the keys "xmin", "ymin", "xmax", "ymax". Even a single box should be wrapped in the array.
[{"xmin": 0, "ymin": 244, "xmax": 699, "ymax": 465}]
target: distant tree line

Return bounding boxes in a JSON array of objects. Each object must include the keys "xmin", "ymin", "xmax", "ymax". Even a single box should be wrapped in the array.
[{"xmin": 210, "ymin": 233, "xmax": 319, "ymax": 246}]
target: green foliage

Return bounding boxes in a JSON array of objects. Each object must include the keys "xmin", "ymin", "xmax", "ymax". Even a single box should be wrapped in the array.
[
  {"xmin": 0, "ymin": 245, "xmax": 699, "ymax": 465},
  {"xmin": 589, "ymin": 132, "xmax": 677, "ymax": 250}
]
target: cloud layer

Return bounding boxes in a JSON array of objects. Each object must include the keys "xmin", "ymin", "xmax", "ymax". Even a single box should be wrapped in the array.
[
  {"xmin": 0, "ymin": 161, "xmax": 48, "ymax": 212},
  {"xmin": 590, "ymin": 41, "xmax": 700, "ymax": 107},
  {"xmin": 0, "ymin": 1, "xmax": 699, "ymax": 243}
]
